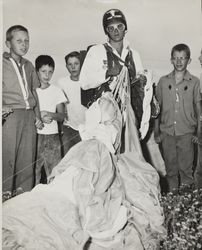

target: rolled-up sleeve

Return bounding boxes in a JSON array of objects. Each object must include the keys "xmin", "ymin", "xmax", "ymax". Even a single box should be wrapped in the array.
[
  {"xmin": 193, "ymin": 78, "xmax": 201, "ymax": 104},
  {"xmin": 80, "ymin": 44, "xmax": 107, "ymax": 90},
  {"xmin": 156, "ymin": 78, "xmax": 162, "ymax": 106}
]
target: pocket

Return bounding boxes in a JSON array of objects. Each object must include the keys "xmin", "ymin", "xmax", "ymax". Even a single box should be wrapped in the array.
[
  {"xmin": 2, "ymin": 111, "xmax": 14, "ymax": 126},
  {"xmin": 2, "ymin": 118, "xmax": 6, "ymax": 126}
]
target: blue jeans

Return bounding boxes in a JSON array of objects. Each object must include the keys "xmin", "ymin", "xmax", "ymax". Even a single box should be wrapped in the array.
[
  {"xmin": 61, "ymin": 125, "xmax": 81, "ymax": 156},
  {"xmin": 35, "ymin": 134, "xmax": 62, "ymax": 185}
]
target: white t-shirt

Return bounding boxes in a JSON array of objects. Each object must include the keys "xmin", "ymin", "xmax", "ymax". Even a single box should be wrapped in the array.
[
  {"xmin": 57, "ymin": 76, "xmax": 86, "ymax": 129},
  {"xmin": 36, "ymin": 84, "xmax": 67, "ymax": 135}
]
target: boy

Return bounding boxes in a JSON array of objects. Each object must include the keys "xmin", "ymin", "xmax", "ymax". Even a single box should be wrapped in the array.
[
  {"xmin": 154, "ymin": 44, "xmax": 201, "ymax": 192},
  {"xmin": 57, "ymin": 51, "xmax": 86, "ymax": 155},
  {"xmin": 2, "ymin": 25, "xmax": 43, "ymax": 194},
  {"xmin": 35, "ymin": 55, "xmax": 67, "ymax": 184}
]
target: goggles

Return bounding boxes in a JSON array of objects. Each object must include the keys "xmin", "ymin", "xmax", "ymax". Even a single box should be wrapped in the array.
[{"xmin": 106, "ymin": 23, "xmax": 125, "ymax": 33}]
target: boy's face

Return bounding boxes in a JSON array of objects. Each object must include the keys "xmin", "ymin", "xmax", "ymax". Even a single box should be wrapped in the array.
[
  {"xmin": 6, "ymin": 30, "xmax": 29, "ymax": 57},
  {"xmin": 171, "ymin": 51, "xmax": 191, "ymax": 72},
  {"xmin": 37, "ymin": 65, "xmax": 54, "ymax": 85},
  {"xmin": 66, "ymin": 57, "xmax": 81, "ymax": 79},
  {"xmin": 106, "ymin": 21, "xmax": 126, "ymax": 43},
  {"xmin": 199, "ymin": 50, "xmax": 202, "ymax": 68}
]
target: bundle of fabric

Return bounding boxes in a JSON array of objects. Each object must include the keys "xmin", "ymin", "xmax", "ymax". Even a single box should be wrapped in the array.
[{"xmin": 2, "ymin": 93, "xmax": 166, "ymax": 250}]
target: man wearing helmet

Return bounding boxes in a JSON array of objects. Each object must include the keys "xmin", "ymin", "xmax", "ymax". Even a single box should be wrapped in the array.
[
  {"xmin": 103, "ymin": 9, "xmax": 127, "ymax": 49},
  {"xmin": 80, "ymin": 9, "xmax": 154, "ymax": 144},
  {"xmin": 78, "ymin": 9, "xmax": 165, "ymax": 249}
]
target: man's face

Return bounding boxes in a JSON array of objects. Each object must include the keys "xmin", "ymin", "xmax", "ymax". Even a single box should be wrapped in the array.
[
  {"xmin": 171, "ymin": 51, "xmax": 191, "ymax": 72},
  {"xmin": 106, "ymin": 21, "xmax": 126, "ymax": 43},
  {"xmin": 66, "ymin": 57, "xmax": 81, "ymax": 79},
  {"xmin": 6, "ymin": 30, "xmax": 29, "ymax": 57}
]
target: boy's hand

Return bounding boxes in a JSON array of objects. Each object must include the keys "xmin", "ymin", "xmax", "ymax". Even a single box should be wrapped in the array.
[
  {"xmin": 192, "ymin": 125, "xmax": 201, "ymax": 144},
  {"xmin": 154, "ymin": 130, "xmax": 162, "ymax": 144},
  {"xmin": 192, "ymin": 130, "xmax": 201, "ymax": 144},
  {"xmin": 42, "ymin": 115, "xmax": 53, "ymax": 124},
  {"xmin": 192, "ymin": 135, "xmax": 199, "ymax": 144},
  {"xmin": 35, "ymin": 117, "xmax": 44, "ymax": 130},
  {"xmin": 139, "ymin": 74, "xmax": 147, "ymax": 87},
  {"xmin": 41, "ymin": 110, "xmax": 49, "ymax": 117},
  {"xmin": 2, "ymin": 107, "xmax": 13, "ymax": 118},
  {"xmin": 41, "ymin": 111, "xmax": 53, "ymax": 124}
]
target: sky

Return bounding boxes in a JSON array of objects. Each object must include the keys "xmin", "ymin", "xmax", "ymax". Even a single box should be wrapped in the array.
[{"xmin": 2, "ymin": 0, "xmax": 202, "ymax": 83}]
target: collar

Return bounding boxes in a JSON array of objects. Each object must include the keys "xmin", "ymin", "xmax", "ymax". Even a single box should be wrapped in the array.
[
  {"xmin": 106, "ymin": 39, "xmax": 130, "ymax": 51},
  {"xmin": 167, "ymin": 70, "xmax": 193, "ymax": 81},
  {"xmin": 3, "ymin": 52, "xmax": 27, "ymax": 65}
]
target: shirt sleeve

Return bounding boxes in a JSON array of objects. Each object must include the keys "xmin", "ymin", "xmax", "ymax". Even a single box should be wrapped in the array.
[
  {"xmin": 57, "ymin": 79, "xmax": 70, "ymax": 103},
  {"xmin": 31, "ymin": 66, "xmax": 40, "ymax": 90},
  {"xmin": 193, "ymin": 78, "xmax": 201, "ymax": 104},
  {"xmin": 80, "ymin": 44, "xmax": 108, "ymax": 90},
  {"xmin": 56, "ymin": 86, "xmax": 68, "ymax": 105},
  {"xmin": 131, "ymin": 49, "xmax": 144, "ymax": 73},
  {"xmin": 156, "ymin": 78, "xmax": 163, "ymax": 106}
]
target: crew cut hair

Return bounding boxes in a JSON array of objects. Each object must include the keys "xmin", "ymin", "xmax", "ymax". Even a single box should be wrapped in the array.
[
  {"xmin": 171, "ymin": 43, "xmax": 191, "ymax": 59},
  {"xmin": 6, "ymin": 25, "xmax": 28, "ymax": 41},
  {"xmin": 65, "ymin": 51, "xmax": 80, "ymax": 64}
]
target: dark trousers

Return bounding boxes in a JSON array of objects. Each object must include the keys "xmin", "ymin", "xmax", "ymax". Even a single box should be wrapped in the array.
[
  {"xmin": 161, "ymin": 132, "xmax": 194, "ymax": 191},
  {"xmin": 2, "ymin": 109, "xmax": 36, "ymax": 193},
  {"xmin": 61, "ymin": 125, "xmax": 81, "ymax": 156}
]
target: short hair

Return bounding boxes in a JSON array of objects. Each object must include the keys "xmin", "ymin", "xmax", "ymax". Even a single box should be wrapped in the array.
[
  {"xmin": 35, "ymin": 55, "xmax": 55, "ymax": 71},
  {"xmin": 6, "ymin": 25, "xmax": 28, "ymax": 41},
  {"xmin": 64, "ymin": 51, "xmax": 80, "ymax": 64},
  {"xmin": 171, "ymin": 43, "xmax": 191, "ymax": 59}
]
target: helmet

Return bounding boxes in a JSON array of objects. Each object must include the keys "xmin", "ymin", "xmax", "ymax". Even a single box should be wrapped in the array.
[{"xmin": 103, "ymin": 9, "xmax": 127, "ymax": 34}]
